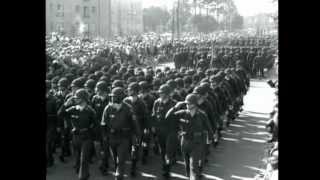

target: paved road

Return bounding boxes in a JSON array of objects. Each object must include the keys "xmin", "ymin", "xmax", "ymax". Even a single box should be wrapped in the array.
[{"xmin": 47, "ymin": 71, "xmax": 275, "ymax": 180}]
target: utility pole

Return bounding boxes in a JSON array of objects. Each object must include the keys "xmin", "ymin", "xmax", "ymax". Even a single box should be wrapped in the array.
[
  {"xmin": 177, "ymin": 0, "xmax": 180, "ymax": 40},
  {"xmin": 172, "ymin": 3, "xmax": 175, "ymax": 43}
]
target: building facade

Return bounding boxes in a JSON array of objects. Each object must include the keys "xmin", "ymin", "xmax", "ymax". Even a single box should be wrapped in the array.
[{"xmin": 46, "ymin": 0, "xmax": 143, "ymax": 39}]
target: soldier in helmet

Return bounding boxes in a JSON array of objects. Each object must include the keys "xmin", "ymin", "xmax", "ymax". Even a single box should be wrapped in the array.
[
  {"xmin": 123, "ymin": 82, "xmax": 148, "ymax": 176},
  {"xmin": 58, "ymin": 88, "xmax": 97, "ymax": 180},
  {"xmin": 58, "ymin": 78, "xmax": 84, "ymax": 162},
  {"xmin": 84, "ymin": 79, "xmax": 96, "ymax": 104},
  {"xmin": 91, "ymin": 81, "xmax": 110, "ymax": 175},
  {"xmin": 166, "ymin": 93, "xmax": 214, "ymax": 179},
  {"xmin": 46, "ymin": 80, "xmax": 58, "ymax": 167},
  {"xmin": 138, "ymin": 81, "xmax": 157, "ymax": 164},
  {"xmin": 151, "ymin": 84, "xmax": 178, "ymax": 178},
  {"xmin": 101, "ymin": 87, "xmax": 141, "ymax": 180}
]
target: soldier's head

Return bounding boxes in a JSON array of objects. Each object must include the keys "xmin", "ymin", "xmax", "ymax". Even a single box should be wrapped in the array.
[
  {"xmin": 74, "ymin": 88, "xmax": 90, "ymax": 105},
  {"xmin": 112, "ymin": 80, "xmax": 124, "ymax": 89},
  {"xmin": 71, "ymin": 78, "xmax": 83, "ymax": 93},
  {"xmin": 128, "ymin": 82, "xmax": 140, "ymax": 96},
  {"xmin": 192, "ymin": 85, "xmax": 206, "ymax": 103},
  {"xmin": 95, "ymin": 81, "xmax": 109, "ymax": 95},
  {"xmin": 185, "ymin": 93, "xmax": 198, "ymax": 111},
  {"xmin": 158, "ymin": 84, "xmax": 171, "ymax": 100},
  {"xmin": 139, "ymin": 81, "xmax": 149, "ymax": 94},
  {"xmin": 109, "ymin": 87, "xmax": 125, "ymax": 104},
  {"xmin": 58, "ymin": 77, "xmax": 69, "ymax": 92},
  {"xmin": 84, "ymin": 79, "xmax": 96, "ymax": 92}
]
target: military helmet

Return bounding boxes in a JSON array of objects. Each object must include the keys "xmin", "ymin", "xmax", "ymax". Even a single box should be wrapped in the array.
[
  {"xmin": 127, "ymin": 76, "xmax": 137, "ymax": 84},
  {"xmin": 112, "ymin": 80, "xmax": 124, "ymax": 88},
  {"xmin": 185, "ymin": 93, "xmax": 198, "ymax": 105},
  {"xmin": 84, "ymin": 79, "xmax": 96, "ymax": 89},
  {"xmin": 158, "ymin": 84, "xmax": 171, "ymax": 95},
  {"xmin": 51, "ymin": 76, "xmax": 60, "ymax": 84},
  {"xmin": 75, "ymin": 88, "xmax": 89, "ymax": 102},
  {"xmin": 192, "ymin": 86, "xmax": 205, "ymax": 95},
  {"xmin": 139, "ymin": 81, "xmax": 149, "ymax": 91},
  {"xmin": 71, "ymin": 78, "xmax": 83, "ymax": 88},
  {"xmin": 96, "ymin": 81, "xmax": 108, "ymax": 92},
  {"xmin": 175, "ymin": 78, "xmax": 184, "ymax": 88},
  {"xmin": 128, "ymin": 82, "xmax": 140, "ymax": 93},
  {"xmin": 109, "ymin": 87, "xmax": 125, "ymax": 97},
  {"xmin": 167, "ymin": 79, "xmax": 177, "ymax": 90},
  {"xmin": 200, "ymin": 82, "xmax": 210, "ymax": 93},
  {"xmin": 58, "ymin": 77, "xmax": 69, "ymax": 88}
]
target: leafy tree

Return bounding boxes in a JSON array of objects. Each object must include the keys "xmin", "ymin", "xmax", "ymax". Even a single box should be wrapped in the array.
[
  {"xmin": 231, "ymin": 14, "xmax": 244, "ymax": 30},
  {"xmin": 143, "ymin": 6, "xmax": 170, "ymax": 32}
]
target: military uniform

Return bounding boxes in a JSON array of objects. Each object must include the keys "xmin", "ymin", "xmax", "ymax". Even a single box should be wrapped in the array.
[
  {"xmin": 151, "ymin": 84, "xmax": 178, "ymax": 177},
  {"xmin": 166, "ymin": 94, "xmax": 213, "ymax": 180},
  {"xmin": 58, "ymin": 89, "xmax": 97, "ymax": 180},
  {"xmin": 101, "ymin": 87, "xmax": 141, "ymax": 180}
]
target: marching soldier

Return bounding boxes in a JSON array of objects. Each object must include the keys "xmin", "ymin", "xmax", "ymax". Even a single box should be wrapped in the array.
[
  {"xmin": 91, "ymin": 81, "xmax": 110, "ymax": 175},
  {"xmin": 123, "ymin": 82, "xmax": 148, "ymax": 176},
  {"xmin": 166, "ymin": 94, "xmax": 214, "ymax": 180},
  {"xmin": 58, "ymin": 89, "xmax": 97, "ymax": 180},
  {"xmin": 151, "ymin": 84, "xmax": 178, "ymax": 178},
  {"xmin": 101, "ymin": 87, "xmax": 141, "ymax": 180}
]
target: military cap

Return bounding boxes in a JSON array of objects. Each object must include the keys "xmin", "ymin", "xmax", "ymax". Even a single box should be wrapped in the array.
[
  {"xmin": 156, "ymin": 69, "xmax": 162, "ymax": 74},
  {"xmin": 88, "ymin": 74, "xmax": 97, "ymax": 81},
  {"xmin": 137, "ymin": 76, "xmax": 145, "ymax": 82},
  {"xmin": 75, "ymin": 88, "xmax": 89, "ymax": 102},
  {"xmin": 158, "ymin": 84, "xmax": 171, "ymax": 95},
  {"xmin": 109, "ymin": 87, "xmax": 125, "ymax": 97},
  {"xmin": 112, "ymin": 80, "xmax": 124, "ymax": 88},
  {"xmin": 145, "ymin": 74, "xmax": 153, "ymax": 83},
  {"xmin": 128, "ymin": 82, "xmax": 140, "ymax": 92},
  {"xmin": 192, "ymin": 74, "xmax": 200, "ymax": 83},
  {"xmin": 164, "ymin": 67, "xmax": 170, "ymax": 72},
  {"xmin": 185, "ymin": 93, "xmax": 198, "ymax": 105}
]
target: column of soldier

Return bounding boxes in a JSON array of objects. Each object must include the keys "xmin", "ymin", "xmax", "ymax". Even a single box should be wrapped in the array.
[{"xmin": 47, "ymin": 52, "xmax": 250, "ymax": 180}]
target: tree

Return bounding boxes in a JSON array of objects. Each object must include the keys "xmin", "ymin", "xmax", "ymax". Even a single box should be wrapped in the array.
[
  {"xmin": 143, "ymin": 7, "xmax": 170, "ymax": 32},
  {"xmin": 231, "ymin": 14, "xmax": 244, "ymax": 30}
]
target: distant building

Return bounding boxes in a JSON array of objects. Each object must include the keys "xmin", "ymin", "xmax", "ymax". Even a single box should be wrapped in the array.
[{"xmin": 46, "ymin": 0, "xmax": 143, "ymax": 39}]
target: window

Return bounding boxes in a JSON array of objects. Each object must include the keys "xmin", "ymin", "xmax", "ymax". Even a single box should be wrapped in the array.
[
  {"xmin": 83, "ymin": 6, "xmax": 90, "ymax": 18},
  {"xmin": 56, "ymin": 4, "xmax": 64, "ymax": 17},
  {"xmin": 92, "ymin": 7, "xmax": 96, "ymax": 14},
  {"xmin": 76, "ymin": 5, "xmax": 80, "ymax": 13}
]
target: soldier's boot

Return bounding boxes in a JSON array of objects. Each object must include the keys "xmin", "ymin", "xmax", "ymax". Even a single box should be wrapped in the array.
[
  {"xmin": 162, "ymin": 164, "xmax": 171, "ymax": 178},
  {"xmin": 130, "ymin": 159, "xmax": 137, "ymax": 177},
  {"xmin": 185, "ymin": 160, "xmax": 190, "ymax": 177},
  {"xmin": 115, "ymin": 175, "xmax": 124, "ymax": 180},
  {"xmin": 142, "ymin": 148, "xmax": 148, "ymax": 165}
]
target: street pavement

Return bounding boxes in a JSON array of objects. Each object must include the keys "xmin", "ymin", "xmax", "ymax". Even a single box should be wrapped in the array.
[{"xmin": 46, "ymin": 65, "xmax": 276, "ymax": 180}]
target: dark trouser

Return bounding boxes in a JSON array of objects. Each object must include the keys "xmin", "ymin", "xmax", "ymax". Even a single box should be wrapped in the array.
[
  {"xmin": 61, "ymin": 127, "xmax": 72, "ymax": 157},
  {"xmin": 99, "ymin": 137, "xmax": 110, "ymax": 172},
  {"xmin": 109, "ymin": 135, "xmax": 131, "ymax": 178},
  {"xmin": 181, "ymin": 136, "xmax": 205, "ymax": 180},
  {"xmin": 46, "ymin": 127, "xmax": 56, "ymax": 165},
  {"xmin": 141, "ymin": 128, "xmax": 151, "ymax": 160},
  {"xmin": 156, "ymin": 131, "xmax": 178, "ymax": 169},
  {"xmin": 72, "ymin": 133, "xmax": 92, "ymax": 180}
]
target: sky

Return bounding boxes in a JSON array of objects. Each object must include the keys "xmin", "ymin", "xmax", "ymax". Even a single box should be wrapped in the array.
[{"xmin": 141, "ymin": 0, "xmax": 278, "ymax": 17}]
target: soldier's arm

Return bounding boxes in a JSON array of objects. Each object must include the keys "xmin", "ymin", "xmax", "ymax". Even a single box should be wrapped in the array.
[{"xmin": 202, "ymin": 112, "xmax": 214, "ymax": 137}]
